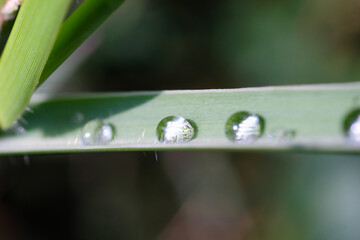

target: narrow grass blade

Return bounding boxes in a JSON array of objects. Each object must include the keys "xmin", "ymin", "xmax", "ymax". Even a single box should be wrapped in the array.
[
  {"xmin": 0, "ymin": 0, "xmax": 71, "ymax": 129},
  {"xmin": 39, "ymin": 0, "xmax": 125, "ymax": 85},
  {"xmin": 0, "ymin": 0, "xmax": 22, "ymax": 53},
  {"xmin": 0, "ymin": 84, "xmax": 359, "ymax": 154}
]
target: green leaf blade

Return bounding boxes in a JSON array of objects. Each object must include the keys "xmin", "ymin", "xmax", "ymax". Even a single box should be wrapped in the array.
[
  {"xmin": 0, "ymin": 84, "xmax": 359, "ymax": 154},
  {"xmin": 0, "ymin": 0, "xmax": 72, "ymax": 129}
]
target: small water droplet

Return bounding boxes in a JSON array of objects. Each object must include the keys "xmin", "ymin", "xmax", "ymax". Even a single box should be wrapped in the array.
[
  {"xmin": 344, "ymin": 109, "xmax": 360, "ymax": 143},
  {"xmin": 9, "ymin": 121, "xmax": 26, "ymax": 134},
  {"xmin": 26, "ymin": 107, "xmax": 34, "ymax": 113},
  {"xmin": 268, "ymin": 128, "xmax": 296, "ymax": 143},
  {"xmin": 225, "ymin": 111, "xmax": 265, "ymax": 142},
  {"xmin": 137, "ymin": 129, "xmax": 146, "ymax": 143},
  {"xmin": 72, "ymin": 112, "xmax": 84, "ymax": 124},
  {"xmin": 156, "ymin": 116, "xmax": 195, "ymax": 143},
  {"xmin": 23, "ymin": 155, "xmax": 30, "ymax": 166},
  {"xmin": 81, "ymin": 119, "xmax": 115, "ymax": 145},
  {"xmin": 19, "ymin": 116, "xmax": 28, "ymax": 125}
]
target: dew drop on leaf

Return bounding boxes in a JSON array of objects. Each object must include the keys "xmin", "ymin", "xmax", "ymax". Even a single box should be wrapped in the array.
[
  {"xmin": 225, "ymin": 111, "xmax": 265, "ymax": 142},
  {"xmin": 10, "ymin": 121, "xmax": 26, "ymax": 134},
  {"xmin": 156, "ymin": 116, "xmax": 195, "ymax": 143},
  {"xmin": 25, "ymin": 107, "xmax": 34, "ymax": 113},
  {"xmin": 81, "ymin": 119, "xmax": 115, "ymax": 146},
  {"xmin": 268, "ymin": 128, "xmax": 296, "ymax": 143},
  {"xmin": 72, "ymin": 111, "xmax": 84, "ymax": 124},
  {"xmin": 344, "ymin": 109, "xmax": 360, "ymax": 143}
]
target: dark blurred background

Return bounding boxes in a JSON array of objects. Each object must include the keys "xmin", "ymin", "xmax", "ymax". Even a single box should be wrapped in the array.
[{"xmin": 2, "ymin": 0, "xmax": 360, "ymax": 239}]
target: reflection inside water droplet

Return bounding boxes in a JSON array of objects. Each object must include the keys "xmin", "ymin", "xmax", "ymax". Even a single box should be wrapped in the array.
[
  {"xmin": 344, "ymin": 109, "xmax": 360, "ymax": 143},
  {"xmin": 81, "ymin": 119, "xmax": 115, "ymax": 145},
  {"xmin": 268, "ymin": 128, "xmax": 296, "ymax": 143},
  {"xmin": 225, "ymin": 111, "xmax": 265, "ymax": 142},
  {"xmin": 156, "ymin": 116, "xmax": 195, "ymax": 143}
]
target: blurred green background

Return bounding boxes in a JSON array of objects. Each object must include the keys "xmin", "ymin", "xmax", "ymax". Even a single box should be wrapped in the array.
[
  {"xmin": 40, "ymin": 0, "xmax": 360, "ymax": 92},
  {"xmin": 2, "ymin": 0, "xmax": 360, "ymax": 239}
]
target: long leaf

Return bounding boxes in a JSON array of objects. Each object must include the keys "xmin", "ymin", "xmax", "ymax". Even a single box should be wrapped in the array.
[
  {"xmin": 0, "ymin": 0, "xmax": 71, "ymax": 129},
  {"xmin": 0, "ymin": 84, "xmax": 359, "ymax": 154}
]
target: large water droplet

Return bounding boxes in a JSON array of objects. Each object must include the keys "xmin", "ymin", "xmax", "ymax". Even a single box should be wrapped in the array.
[
  {"xmin": 344, "ymin": 109, "xmax": 360, "ymax": 143},
  {"xmin": 156, "ymin": 116, "xmax": 195, "ymax": 143},
  {"xmin": 225, "ymin": 111, "xmax": 265, "ymax": 142},
  {"xmin": 81, "ymin": 119, "xmax": 115, "ymax": 145},
  {"xmin": 268, "ymin": 128, "xmax": 296, "ymax": 143}
]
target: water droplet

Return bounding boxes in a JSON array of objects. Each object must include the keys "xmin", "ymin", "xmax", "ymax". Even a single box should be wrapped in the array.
[
  {"xmin": 81, "ymin": 119, "xmax": 115, "ymax": 146},
  {"xmin": 23, "ymin": 155, "xmax": 30, "ymax": 166},
  {"xmin": 268, "ymin": 128, "xmax": 296, "ymax": 143},
  {"xmin": 9, "ymin": 121, "xmax": 26, "ymax": 134},
  {"xmin": 18, "ymin": 116, "xmax": 28, "ymax": 125},
  {"xmin": 0, "ymin": 121, "xmax": 26, "ymax": 136},
  {"xmin": 225, "ymin": 111, "xmax": 265, "ymax": 142},
  {"xmin": 25, "ymin": 107, "xmax": 34, "ymax": 113},
  {"xmin": 72, "ymin": 112, "xmax": 84, "ymax": 124},
  {"xmin": 344, "ymin": 109, "xmax": 360, "ymax": 143},
  {"xmin": 156, "ymin": 116, "xmax": 195, "ymax": 143}
]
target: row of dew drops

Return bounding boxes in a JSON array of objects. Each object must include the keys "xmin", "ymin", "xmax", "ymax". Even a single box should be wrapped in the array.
[
  {"xmin": 153, "ymin": 113, "xmax": 295, "ymax": 144},
  {"xmin": 81, "ymin": 112, "xmax": 286, "ymax": 145},
  {"xmin": 8, "ymin": 109, "xmax": 360, "ymax": 146},
  {"xmin": 79, "ymin": 108, "xmax": 360, "ymax": 146}
]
